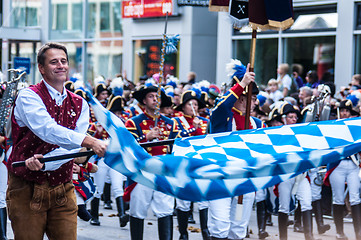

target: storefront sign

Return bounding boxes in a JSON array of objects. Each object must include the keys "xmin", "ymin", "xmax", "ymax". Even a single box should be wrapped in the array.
[
  {"xmin": 122, "ymin": 0, "xmax": 173, "ymax": 18},
  {"xmin": 13, "ymin": 57, "xmax": 31, "ymax": 74}
]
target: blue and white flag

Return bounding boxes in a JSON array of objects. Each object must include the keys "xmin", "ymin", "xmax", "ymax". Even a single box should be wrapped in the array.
[{"xmin": 87, "ymin": 92, "xmax": 361, "ymax": 201}]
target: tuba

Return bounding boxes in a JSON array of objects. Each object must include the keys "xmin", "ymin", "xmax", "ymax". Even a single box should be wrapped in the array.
[
  {"xmin": 302, "ymin": 84, "xmax": 331, "ymax": 123},
  {"xmin": 0, "ymin": 69, "xmax": 27, "ymax": 136}
]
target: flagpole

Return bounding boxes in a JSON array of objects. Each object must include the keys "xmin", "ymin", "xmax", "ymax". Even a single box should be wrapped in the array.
[
  {"xmin": 11, "ymin": 139, "xmax": 176, "ymax": 168},
  {"xmin": 244, "ymin": 29, "xmax": 257, "ymax": 130},
  {"xmin": 155, "ymin": 12, "xmax": 169, "ymax": 126}
]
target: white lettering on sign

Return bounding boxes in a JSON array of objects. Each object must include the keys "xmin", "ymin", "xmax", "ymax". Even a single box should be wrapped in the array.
[{"xmin": 124, "ymin": 2, "xmax": 144, "ymax": 17}]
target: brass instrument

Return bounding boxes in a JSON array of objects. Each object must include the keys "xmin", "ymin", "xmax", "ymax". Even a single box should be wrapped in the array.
[
  {"xmin": 302, "ymin": 84, "xmax": 331, "ymax": 123},
  {"xmin": 0, "ymin": 69, "xmax": 27, "ymax": 135}
]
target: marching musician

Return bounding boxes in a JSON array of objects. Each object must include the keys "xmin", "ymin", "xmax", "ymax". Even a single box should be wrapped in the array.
[
  {"xmin": 125, "ymin": 84, "xmax": 180, "ymax": 240},
  {"xmin": 208, "ymin": 63, "xmax": 262, "ymax": 240},
  {"xmin": 324, "ymin": 99, "xmax": 361, "ymax": 240},
  {"xmin": 88, "ymin": 95, "xmax": 130, "ymax": 228},
  {"xmin": 276, "ymin": 103, "xmax": 318, "ymax": 240},
  {"xmin": 6, "ymin": 42, "xmax": 107, "ymax": 240},
  {"xmin": 173, "ymin": 90, "xmax": 210, "ymax": 240}
]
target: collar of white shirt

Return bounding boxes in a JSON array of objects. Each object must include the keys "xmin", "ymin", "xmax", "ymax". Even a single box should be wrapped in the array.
[{"xmin": 42, "ymin": 80, "xmax": 68, "ymax": 106}]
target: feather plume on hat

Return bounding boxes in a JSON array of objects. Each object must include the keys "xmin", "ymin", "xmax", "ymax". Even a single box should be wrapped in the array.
[
  {"xmin": 110, "ymin": 77, "xmax": 124, "ymax": 97},
  {"xmin": 226, "ymin": 59, "xmax": 247, "ymax": 84}
]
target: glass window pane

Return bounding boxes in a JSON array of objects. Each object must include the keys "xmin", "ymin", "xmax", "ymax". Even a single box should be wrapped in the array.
[
  {"xmin": 11, "ymin": 0, "xmax": 40, "ymax": 27},
  {"xmin": 50, "ymin": 0, "xmax": 83, "ymax": 39},
  {"xmin": 112, "ymin": 2, "xmax": 122, "ymax": 33},
  {"xmin": 232, "ymin": 38, "xmax": 278, "ymax": 86},
  {"xmin": 285, "ymin": 36, "xmax": 335, "ymax": 83},
  {"xmin": 100, "ymin": 2, "xmax": 110, "ymax": 31},
  {"xmin": 355, "ymin": 36, "xmax": 361, "ymax": 74},
  {"xmin": 88, "ymin": 3, "xmax": 97, "ymax": 38},
  {"xmin": 87, "ymin": 40, "xmax": 123, "ymax": 84},
  {"xmin": 10, "ymin": 42, "xmax": 42, "ymax": 84},
  {"xmin": 72, "ymin": 3, "xmax": 83, "ymax": 31},
  {"xmin": 133, "ymin": 39, "xmax": 178, "ymax": 83}
]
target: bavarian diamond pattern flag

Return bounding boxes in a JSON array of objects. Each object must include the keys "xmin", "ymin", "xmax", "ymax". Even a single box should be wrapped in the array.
[{"xmin": 87, "ymin": 92, "xmax": 361, "ymax": 201}]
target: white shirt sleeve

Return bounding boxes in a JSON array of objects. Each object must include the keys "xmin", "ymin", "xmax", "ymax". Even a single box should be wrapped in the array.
[
  {"xmin": 14, "ymin": 88, "xmax": 89, "ymax": 171},
  {"xmin": 282, "ymin": 74, "xmax": 292, "ymax": 90}
]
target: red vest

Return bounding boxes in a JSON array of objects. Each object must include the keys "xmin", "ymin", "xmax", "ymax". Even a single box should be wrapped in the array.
[{"xmin": 7, "ymin": 81, "xmax": 83, "ymax": 186}]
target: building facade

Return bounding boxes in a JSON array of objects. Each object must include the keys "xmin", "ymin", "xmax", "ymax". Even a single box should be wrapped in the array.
[{"xmin": 0, "ymin": 0, "xmax": 359, "ymax": 91}]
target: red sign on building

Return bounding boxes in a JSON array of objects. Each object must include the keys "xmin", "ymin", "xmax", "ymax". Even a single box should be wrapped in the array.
[{"xmin": 122, "ymin": 0, "xmax": 173, "ymax": 18}]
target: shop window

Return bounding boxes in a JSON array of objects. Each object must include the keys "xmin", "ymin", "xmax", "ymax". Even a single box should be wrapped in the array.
[
  {"xmin": 285, "ymin": 36, "xmax": 335, "ymax": 84},
  {"xmin": 232, "ymin": 38, "xmax": 278, "ymax": 86},
  {"xmin": 133, "ymin": 39, "xmax": 178, "ymax": 83}
]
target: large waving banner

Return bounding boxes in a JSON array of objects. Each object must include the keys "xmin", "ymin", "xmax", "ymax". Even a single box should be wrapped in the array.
[{"xmin": 87, "ymin": 92, "xmax": 361, "ymax": 201}]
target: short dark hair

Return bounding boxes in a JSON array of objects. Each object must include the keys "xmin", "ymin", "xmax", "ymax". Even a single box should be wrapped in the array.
[{"xmin": 37, "ymin": 42, "xmax": 68, "ymax": 66}]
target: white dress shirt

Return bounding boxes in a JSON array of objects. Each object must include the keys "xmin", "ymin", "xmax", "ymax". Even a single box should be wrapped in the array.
[{"xmin": 13, "ymin": 80, "xmax": 89, "ymax": 171}]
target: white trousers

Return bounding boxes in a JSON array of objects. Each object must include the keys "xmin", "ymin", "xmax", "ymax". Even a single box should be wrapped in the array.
[
  {"xmin": 129, "ymin": 183, "xmax": 174, "ymax": 219},
  {"xmin": 93, "ymin": 158, "xmax": 126, "ymax": 198},
  {"xmin": 329, "ymin": 160, "xmax": 360, "ymax": 206},
  {"xmin": 208, "ymin": 192, "xmax": 255, "ymax": 239},
  {"xmin": 0, "ymin": 162, "xmax": 7, "ymax": 208},
  {"xmin": 278, "ymin": 176, "xmax": 312, "ymax": 213},
  {"xmin": 308, "ymin": 168, "xmax": 322, "ymax": 202},
  {"xmin": 176, "ymin": 199, "xmax": 209, "ymax": 212}
]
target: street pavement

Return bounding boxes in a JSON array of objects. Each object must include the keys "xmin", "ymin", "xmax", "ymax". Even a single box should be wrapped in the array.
[{"xmin": 5, "ymin": 201, "xmax": 356, "ymax": 239}]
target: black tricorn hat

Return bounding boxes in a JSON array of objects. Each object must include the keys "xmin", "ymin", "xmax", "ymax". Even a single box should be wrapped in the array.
[
  {"xmin": 337, "ymin": 99, "xmax": 359, "ymax": 116},
  {"xmin": 94, "ymin": 83, "xmax": 110, "ymax": 98},
  {"xmin": 279, "ymin": 103, "xmax": 301, "ymax": 119},
  {"xmin": 65, "ymin": 81, "xmax": 75, "ymax": 92},
  {"xmin": 132, "ymin": 85, "xmax": 169, "ymax": 106},
  {"xmin": 107, "ymin": 96, "xmax": 125, "ymax": 112},
  {"xmin": 175, "ymin": 90, "xmax": 206, "ymax": 111},
  {"xmin": 265, "ymin": 107, "xmax": 282, "ymax": 125},
  {"xmin": 241, "ymin": 82, "xmax": 259, "ymax": 95},
  {"xmin": 160, "ymin": 94, "xmax": 173, "ymax": 108},
  {"xmin": 74, "ymin": 89, "xmax": 89, "ymax": 102}
]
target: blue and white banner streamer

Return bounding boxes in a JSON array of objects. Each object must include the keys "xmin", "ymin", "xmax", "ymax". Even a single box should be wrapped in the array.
[{"xmin": 87, "ymin": 92, "xmax": 361, "ymax": 201}]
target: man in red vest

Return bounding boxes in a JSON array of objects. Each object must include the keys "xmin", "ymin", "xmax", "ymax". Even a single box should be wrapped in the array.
[{"xmin": 6, "ymin": 42, "xmax": 107, "ymax": 240}]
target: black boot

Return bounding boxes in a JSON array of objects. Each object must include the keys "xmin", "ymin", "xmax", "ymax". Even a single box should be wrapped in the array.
[
  {"xmin": 312, "ymin": 200, "xmax": 330, "ymax": 234},
  {"xmin": 266, "ymin": 211, "xmax": 273, "ymax": 226},
  {"xmin": 351, "ymin": 204, "xmax": 361, "ymax": 240},
  {"xmin": 0, "ymin": 208, "xmax": 7, "ymax": 240},
  {"xmin": 293, "ymin": 204, "xmax": 303, "ymax": 233},
  {"xmin": 90, "ymin": 197, "xmax": 101, "ymax": 226},
  {"xmin": 177, "ymin": 209, "xmax": 189, "ymax": 240},
  {"xmin": 103, "ymin": 182, "xmax": 113, "ymax": 209},
  {"xmin": 130, "ymin": 216, "xmax": 144, "ymax": 240},
  {"xmin": 188, "ymin": 202, "xmax": 196, "ymax": 224},
  {"xmin": 333, "ymin": 204, "xmax": 348, "ymax": 240},
  {"xmin": 78, "ymin": 204, "xmax": 92, "ymax": 221},
  {"xmin": 116, "ymin": 196, "xmax": 129, "ymax": 227},
  {"xmin": 211, "ymin": 237, "xmax": 228, "ymax": 240},
  {"xmin": 158, "ymin": 215, "xmax": 173, "ymax": 240},
  {"xmin": 302, "ymin": 210, "xmax": 320, "ymax": 240},
  {"xmin": 278, "ymin": 212, "xmax": 288, "ymax": 240},
  {"xmin": 199, "ymin": 209, "xmax": 211, "ymax": 240},
  {"xmin": 256, "ymin": 201, "xmax": 269, "ymax": 239}
]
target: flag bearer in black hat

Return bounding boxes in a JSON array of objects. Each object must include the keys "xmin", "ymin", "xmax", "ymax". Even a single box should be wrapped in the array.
[
  {"xmin": 125, "ymin": 84, "xmax": 180, "ymax": 240},
  {"xmin": 208, "ymin": 62, "xmax": 264, "ymax": 240},
  {"xmin": 173, "ymin": 90, "xmax": 210, "ymax": 240}
]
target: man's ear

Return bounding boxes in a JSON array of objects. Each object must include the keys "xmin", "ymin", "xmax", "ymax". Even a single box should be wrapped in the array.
[{"xmin": 38, "ymin": 64, "xmax": 45, "ymax": 75}]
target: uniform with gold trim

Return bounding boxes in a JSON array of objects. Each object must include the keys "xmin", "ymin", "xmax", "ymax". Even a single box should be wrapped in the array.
[
  {"xmin": 173, "ymin": 89, "xmax": 211, "ymax": 240},
  {"xmin": 209, "ymin": 78, "xmax": 264, "ymax": 240},
  {"xmin": 124, "ymin": 84, "xmax": 179, "ymax": 240}
]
